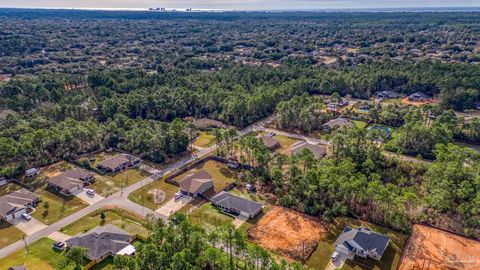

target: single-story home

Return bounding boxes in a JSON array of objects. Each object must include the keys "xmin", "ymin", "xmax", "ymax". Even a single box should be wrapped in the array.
[
  {"xmin": 8, "ymin": 266, "xmax": 27, "ymax": 270},
  {"xmin": 97, "ymin": 154, "xmax": 141, "ymax": 173},
  {"xmin": 210, "ymin": 191, "xmax": 263, "ymax": 219},
  {"xmin": 408, "ymin": 92, "xmax": 430, "ymax": 102},
  {"xmin": 47, "ymin": 169, "xmax": 95, "ymax": 195},
  {"xmin": 290, "ymin": 141, "xmax": 327, "ymax": 159},
  {"xmin": 179, "ymin": 170, "xmax": 214, "ymax": 198},
  {"xmin": 376, "ymin": 91, "xmax": 401, "ymax": 99},
  {"xmin": 326, "ymin": 99, "xmax": 349, "ymax": 111},
  {"xmin": 323, "ymin": 118, "xmax": 355, "ymax": 131},
  {"xmin": 25, "ymin": 168, "xmax": 39, "ymax": 177},
  {"xmin": 334, "ymin": 226, "xmax": 390, "ymax": 261},
  {"xmin": 0, "ymin": 189, "xmax": 39, "ymax": 222},
  {"xmin": 260, "ymin": 136, "xmax": 280, "ymax": 151},
  {"xmin": 66, "ymin": 224, "xmax": 135, "ymax": 263}
]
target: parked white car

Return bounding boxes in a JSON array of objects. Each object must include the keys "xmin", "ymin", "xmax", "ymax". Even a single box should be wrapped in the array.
[
  {"xmin": 85, "ymin": 189, "xmax": 95, "ymax": 196},
  {"xmin": 21, "ymin": 213, "xmax": 32, "ymax": 221},
  {"xmin": 331, "ymin": 251, "xmax": 340, "ymax": 262},
  {"xmin": 174, "ymin": 192, "xmax": 183, "ymax": 201}
]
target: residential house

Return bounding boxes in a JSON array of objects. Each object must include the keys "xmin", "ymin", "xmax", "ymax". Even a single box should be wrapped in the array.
[
  {"xmin": 260, "ymin": 136, "xmax": 280, "ymax": 151},
  {"xmin": 66, "ymin": 224, "xmax": 135, "ymax": 263},
  {"xmin": 408, "ymin": 92, "xmax": 431, "ymax": 102},
  {"xmin": 376, "ymin": 91, "xmax": 401, "ymax": 99},
  {"xmin": 323, "ymin": 118, "xmax": 355, "ymax": 131},
  {"xmin": 25, "ymin": 168, "xmax": 39, "ymax": 177},
  {"xmin": 8, "ymin": 267, "xmax": 27, "ymax": 270},
  {"xmin": 0, "ymin": 176, "xmax": 7, "ymax": 186},
  {"xmin": 47, "ymin": 169, "xmax": 95, "ymax": 195},
  {"xmin": 0, "ymin": 189, "xmax": 39, "ymax": 222},
  {"xmin": 290, "ymin": 141, "xmax": 327, "ymax": 159},
  {"xmin": 179, "ymin": 170, "xmax": 214, "ymax": 198},
  {"xmin": 210, "ymin": 191, "xmax": 263, "ymax": 219},
  {"xmin": 97, "ymin": 154, "xmax": 141, "ymax": 173},
  {"xmin": 326, "ymin": 99, "xmax": 349, "ymax": 111},
  {"xmin": 334, "ymin": 226, "xmax": 390, "ymax": 261}
]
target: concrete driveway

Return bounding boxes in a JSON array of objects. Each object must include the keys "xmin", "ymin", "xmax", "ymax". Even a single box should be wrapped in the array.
[
  {"xmin": 11, "ymin": 217, "xmax": 47, "ymax": 235},
  {"xmin": 73, "ymin": 189, "xmax": 105, "ymax": 205},
  {"xmin": 155, "ymin": 196, "xmax": 193, "ymax": 217},
  {"xmin": 48, "ymin": 231, "xmax": 71, "ymax": 242},
  {"xmin": 325, "ymin": 253, "xmax": 347, "ymax": 270},
  {"xmin": 232, "ymin": 215, "xmax": 248, "ymax": 228}
]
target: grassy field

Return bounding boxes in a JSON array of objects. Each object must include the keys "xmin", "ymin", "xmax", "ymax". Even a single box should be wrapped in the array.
[
  {"xmin": 0, "ymin": 221, "xmax": 24, "ymax": 249},
  {"xmin": 353, "ymin": 120, "xmax": 368, "ymax": 129},
  {"xmin": 0, "ymin": 182, "xmax": 22, "ymax": 196},
  {"xmin": 31, "ymin": 189, "xmax": 88, "ymax": 225},
  {"xmin": 61, "ymin": 208, "xmax": 148, "ymax": 238},
  {"xmin": 0, "ymin": 237, "xmax": 75, "ymax": 270},
  {"xmin": 128, "ymin": 178, "xmax": 179, "ymax": 210},
  {"xmin": 273, "ymin": 134, "xmax": 299, "ymax": 154},
  {"xmin": 189, "ymin": 203, "xmax": 234, "ymax": 231},
  {"xmin": 173, "ymin": 160, "xmax": 237, "ymax": 193},
  {"xmin": 91, "ymin": 168, "xmax": 149, "ymax": 196},
  {"xmin": 193, "ymin": 131, "xmax": 216, "ymax": 147},
  {"xmin": 306, "ymin": 217, "xmax": 407, "ymax": 270}
]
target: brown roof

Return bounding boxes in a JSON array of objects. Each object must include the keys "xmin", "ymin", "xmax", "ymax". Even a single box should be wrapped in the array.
[
  {"xmin": 0, "ymin": 189, "xmax": 38, "ymax": 217},
  {"xmin": 323, "ymin": 118, "xmax": 354, "ymax": 129},
  {"xmin": 48, "ymin": 169, "xmax": 93, "ymax": 190},
  {"xmin": 261, "ymin": 136, "xmax": 280, "ymax": 150},
  {"xmin": 98, "ymin": 154, "xmax": 140, "ymax": 170},
  {"xmin": 290, "ymin": 141, "xmax": 326, "ymax": 159},
  {"xmin": 179, "ymin": 170, "xmax": 213, "ymax": 194}
]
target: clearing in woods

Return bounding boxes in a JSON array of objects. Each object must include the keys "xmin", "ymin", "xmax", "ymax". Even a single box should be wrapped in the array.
[{"xmin": 247, "ymin": 206, "xmax": 327, "ymax": 261}]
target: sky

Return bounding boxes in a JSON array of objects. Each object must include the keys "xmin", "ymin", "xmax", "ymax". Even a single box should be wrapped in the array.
[{"xmin": 1, "ymin": 0, "xmax": 480, "ymax": 10}]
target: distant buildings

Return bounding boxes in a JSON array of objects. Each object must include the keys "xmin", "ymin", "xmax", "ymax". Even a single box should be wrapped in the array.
[
  {"xmin": 0, "ymin": 189, "xmax": 39, "ymax": 222},
  {"xmin": 376, "ymin": 90, "xmax": 401, "ymax": 99},
  {"xmin": 326, "ymin": 99, "xmax": 349, "ymax": 112},
  {"xmin": 25, "ymin": 168, "xmax": 39, "ymax": 177},
  {"xmin": 408, "ymin": 92, "xmax": 431, "ymax": 102},
  {"xmin": 334, "ymin": 226, "xmax": 390, "ymax": 261},
  {"xmin": 323, "ymin": 118, "xmax": 355, "ymax": 131},
  {"xmin": 97, "ymin": 154, "xmax": 141, "ymax": 173}
]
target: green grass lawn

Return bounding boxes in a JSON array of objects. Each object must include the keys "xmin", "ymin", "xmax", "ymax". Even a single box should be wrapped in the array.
[
  {"xmin": 61, "ymin": 208, "xmax": 148, "ymax": 238},
  {"xmin": 91, "ymin": 168, "xmax": 150, "ymax": 196},
  {"xmin": 273, "ymin": 134, "xmax": 299, "ymax": 154},
  {"xmin": 306, "ymin": 217, "xmax": 407, "ymax": 270},
  {"xmin": 0, "ymin": 237, "xmax": 75, "ymax": 270},
  {"xmin": 353, "ymin": 120, "xmax": 368, "ymax": 129},
  {"xmin": 0, "ymin": 221, "xmax": 24, "ymax": 249},
  {"xmin": 173, "ymin": 160, "xmax": 237, "ymax": 193},
  {"xmin": 86, "ymin": 151, "xmax": 118, "ymax": 169},
  {"xmin": 31, "ymin": 189, "xmax": 88, "ymax": 225},
  {"xmin": 189, "ymin": 203, "xmax": 234, "ymax": 231},
  {"xmin": 193, "ymin": 131, "xmax": 216, "ymax": 148},
  {"xmin": 0, "ymin": 182, "xmax": 22, "ymax": 196},
  {"xmin": 128, "ymin": 178, "xmax": 179, "ymax": 210}
]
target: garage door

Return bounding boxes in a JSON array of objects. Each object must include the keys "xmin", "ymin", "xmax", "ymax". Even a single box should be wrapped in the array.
[{"xmin": 13, "ymin": 209, "xmax": 27, "ymax": 219}]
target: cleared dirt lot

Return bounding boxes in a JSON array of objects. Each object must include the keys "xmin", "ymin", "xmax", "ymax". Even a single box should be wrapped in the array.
[
  {"xmin": 398, "ymin": 224, "xmax": 480, "ymax": 270},
  {"xmin": 248, "ymin": 206, "xmax": 327, "ymax": 261}
]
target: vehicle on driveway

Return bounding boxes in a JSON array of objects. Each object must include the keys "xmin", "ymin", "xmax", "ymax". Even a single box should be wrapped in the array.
[
  {"xmin": 174, "ymin": 192, "xmax": 183, "ymax": 201},
  {"xmin": 52, "ymin": 241, "xmax": 66, "ymax": 250},
  {"xmin": 21, "ymin": 213, "xmax": 32, "ymax": 221},
  {"xmin": 331, "ymin": 251, "xmax": 340, "ymax": 262},
  {"xmin": 85, "ymin": 189, "xmax": 95, "ymax": 196}
]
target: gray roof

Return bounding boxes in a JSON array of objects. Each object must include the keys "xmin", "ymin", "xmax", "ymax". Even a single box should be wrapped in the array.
[
  {"xmin": 335, "ymin": 226, "xmax": 390, "ymax": 258},
  {"xmin": 210, "ymin": 191, "xmax": 262, "ymax": 216},
  {"xmin": 66, "ymin": 224, "xmax": 132, "ymax": 261},
  {"xmin": 48, "ymin": 169, "xmax": 93, "ymax": 190},
  {"xmin": 179, "ymin": 170, "xmax": 213, "ymax": 194},
  {"xmin": 409, "ymin": 92, "xmax": 430, "ymax": 99},
  {"xmin": 377, "ymin": 90, "xmax": 400, "ymax": 97},
  {"xmin": 0, "ymin": 189, "xmax": 38, "ymax": 217},
  {"xmin": 290, "ymin": 141, "xmax": 326, "ymax": 159},
  {"xmin": 260, "ymin": 136, "xmax": 280, "ymax": 149},
  {"xmin": 323, "ymin": 118, "xmax": 354, "ymax": 129},
  {"xmin": 98, "ymin": 154, "xmax": 140, "ymax": 170},
  {"xmin": 8, "ymin": 267, "xmax": 27, "ymax": 270}
]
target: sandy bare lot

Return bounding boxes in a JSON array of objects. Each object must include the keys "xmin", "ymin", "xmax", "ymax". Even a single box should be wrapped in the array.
[
  {"xmin": 247, "ymin": 206, "xmax": 327, "ymax": 261},
  {"xmin": 398, "ymin": 224, "xmax": 480, "ymax": 270}
]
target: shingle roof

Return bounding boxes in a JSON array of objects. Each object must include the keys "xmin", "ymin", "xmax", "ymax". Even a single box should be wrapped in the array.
[
  {"xmin": 0, "ymin": 189, "xmax": 38, "ymax": 217},
  {"xmin": 335, "ymin": 226, "xmax": 390, "ymax": 258},
  {"xmin": 290, "ymin": 141, "xmax": 326, "ymax": 159},
  {"xmin": 323, "ymin": 118, "xmax": 354, "ymax": 129},
  {"xmin": 260, "ymin": 136, "xmax": 280, "ymax": 149},
  {"xmin": 8, "ymin": 266, "xmax": 27, "ymax": 270},
  {"xmin": 179, "ymin": 170, "xmax": 213, "ymax": 194},
  {"xmin": 409, "ymin": 92, "xmax": 430, "ymax": 99},
  {"xmin": 98, "ymin": 154, "xmax": 140, "ymax": 170},
  {"xmin": 66, "ymin": 224, "xmax": 132, "ymax": 261},
  {"xmin": 211, "ymin": 191, "xmax": 262, "ymax": 216},
  {"xmin": 48, "ymin": 169, "xmax": 93, "ymax": 191}
]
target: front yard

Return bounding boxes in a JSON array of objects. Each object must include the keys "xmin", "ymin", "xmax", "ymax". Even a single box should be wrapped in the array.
[
  {"xmin": 31, "ymin": 189, "xmax": 88, "ymax": 225},
  {"xmin": 91, "ymin": 168, "xmax": 149, "ymax": 196},
  {"xmin": 0, "ymin": 221, "xmax": 24, "ymax": 249},
  {"xmin": 60, "ymin": 208, "xmax": 148, "ymax": 238},
  {"xmin": 193, "ymin": 131, "xmax": 216, "ymax": 148},
  {"xmin": 306, "ymin": 217, "xmax": 407, "ymax": 270},
  {"xmin": 128, "ymin": 178, "xmax": 179, "ymax": 210},
  {"xmin": 189, "ymin": 203, "xmax": 234, "ymax": 231}
]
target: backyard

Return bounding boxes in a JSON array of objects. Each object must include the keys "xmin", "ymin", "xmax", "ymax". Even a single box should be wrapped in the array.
[
  {"xmin": 0, "ymin": 221, "xmax": 24, "ymax": 249},
  {"xmin": 306, "ymin": 216, "xmax": 407, "ymax": 270},
  {"xmin": 31, "ymin": 189, "xmax": 88, "ymax": 225},
  {"xmin": 193, "ymin": 131, "xmax": 216, "ymax": 148},
  {"xmin": 0, "ymin": 182, "xmax": 22, "ymax": 196},
  {"xmin": 273, "ymin": 134, "xmax": 299, "ymax": 155},
  {"xmin": 60, "ymin": 208, "xmax": 148, "ymax": 238},
  {"xmin": 189, "ymin": 202, "xmax": 234, "ymax": 231}
]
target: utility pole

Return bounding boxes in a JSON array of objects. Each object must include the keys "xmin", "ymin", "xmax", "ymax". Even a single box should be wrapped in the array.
[
  {"xmin": 141, "ymin": 178, "xmax": 144, "ymax": 216},
  {"xmin": 22, "ymin": 234, "xmax": 29, "ymax": 259}
]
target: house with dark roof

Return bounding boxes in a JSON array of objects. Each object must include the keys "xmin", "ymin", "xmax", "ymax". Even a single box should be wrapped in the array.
[
  {"xmin": 260, "ymin": 136, "xmax": 280, "ymax": 151},
  {"xmin": 8, "ymin": 266, "xmax": 27, "ymax": 270},
  {"xmin": 25, "ymin": 168, "xmax": 39, "ymax": 177},
  {"xmin": 210, "ymin": 191, "xmax": 263, "ymax": 219},
  {"xmin": 179, "ymin": 170, "xmax": 214, "ymax": 198},
  {"xmin": 0, "ymin": 189, "xmax": 39, "ymax": 222},
  {"xmin": 326, "ymin": 99, "xmax": 349, "ymax": 112},
  {"xmin": 290, "ymin": 141, "xmax": 326, "ymax": 159},
  {"xmin": 334, "ymin": 226, "xmax": 390, "ymax": 261},
  {"xmin": 66, "ymin": 224, "xmax": 135, "ymax": 263},
  {"xmin": 408, "ymin": 92, "xmax": 431, "ymax": 102},
  {"xmin": 376, "ymin": 91, "xmax": 401, "ymax": 99},
  {"xmin": 97, "ymin": 154, "xmax": 141, "ymax": 173},
  {"xmin": 323, "ymin": 118, "xmax": 355, "ymax": 131},
  {"xmin": 47, "ymin": 169, "xmax": 95, "ymax": 195}
]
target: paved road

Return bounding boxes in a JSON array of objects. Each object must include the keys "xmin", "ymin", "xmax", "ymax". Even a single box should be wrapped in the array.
[{"xmin": 0, "ymin": 114, "xmax": 274, "ymax": 259}]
